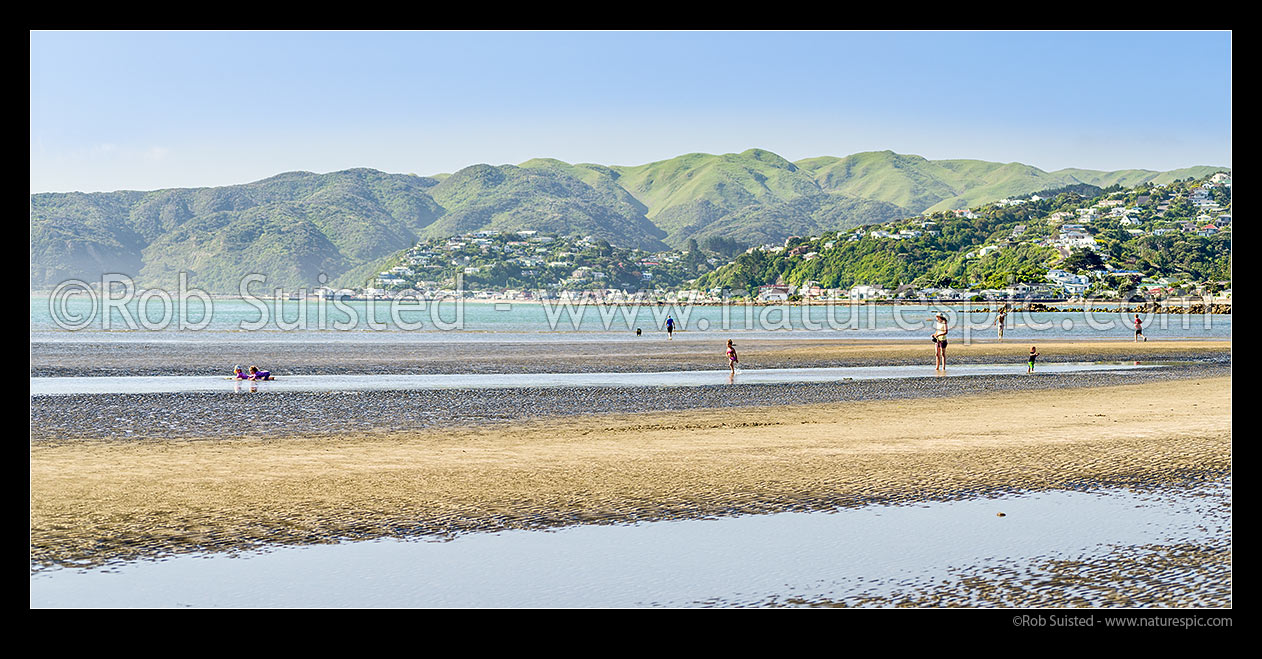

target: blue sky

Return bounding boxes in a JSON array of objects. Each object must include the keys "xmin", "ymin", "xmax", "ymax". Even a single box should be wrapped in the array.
[{"xmin": 30, "ymin": 31, "xmax": 1231, "ymax": 192}]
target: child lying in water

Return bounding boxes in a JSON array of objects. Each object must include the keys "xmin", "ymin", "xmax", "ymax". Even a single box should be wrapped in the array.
[{"xmin": 232, "ymin": 365, "xmax": 274, "ymax": 381}]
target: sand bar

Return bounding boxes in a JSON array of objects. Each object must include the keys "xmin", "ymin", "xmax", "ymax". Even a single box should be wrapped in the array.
[{"xmin": 31, "ymin": 375, "xmax": 1230, "ymax": 570}]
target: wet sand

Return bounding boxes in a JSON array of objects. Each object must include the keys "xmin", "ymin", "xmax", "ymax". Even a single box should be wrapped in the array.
[
  {"xmin": 30, "ymin": 338, "xmax": 1230, "ymax": 377},
  {"xmin": 779, "ymin": 541, "xmax": 1232, "ymax": 608},
  {"xmin": 30, "ymin": 363, "xmax": 1228, "ymax": 440},
  {"xmin": 31, "ymin": 375, "xmax": 1231, "ymax": 571}
]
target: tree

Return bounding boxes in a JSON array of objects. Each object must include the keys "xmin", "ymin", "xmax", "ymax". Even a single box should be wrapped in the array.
[
  {"xmin": 1061, "ymin": 248, "xmax": 1105, "ymax": 274},
  {"xmin": 684, "ymin": 238, "xmax": 705, "ymax": 270}
]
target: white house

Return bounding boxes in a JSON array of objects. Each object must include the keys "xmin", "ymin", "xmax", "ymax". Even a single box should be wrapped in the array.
[
  {"xmin": 1057, "ymin": 230, "xmax": 1097, "ymax": 250},
  {"xmin": 758, "ymin": 284, "xmax": 794, "ymax": 301},
  {"xmin": 1002, "ymin": 283, "xmax": 1037, "ymax": 298},
  {"xmin": 1047, "ymin": 269, "xmax": 1090, "ymax": 295},
  {"xmin": 848, "ymin": 284, "xmax": 888, "ymax": 301},
  {"xmin": 376, "ymin": 274, "xmax": 406, "ymax": 288}
]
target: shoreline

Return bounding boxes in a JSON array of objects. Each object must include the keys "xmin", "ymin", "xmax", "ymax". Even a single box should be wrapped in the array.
[
  {"xmin": 31, "ymin": 291, "xmax": 1233, "ymax": 312},
  {"xmin": 31, "ymin": 375, "xmax": 1231, "ymax": 571},
  {"xmin": 31, "ymin": 362, "xmax": 1230, "ymax": 441},
  {"xmin": 30, "ymin": 338, "xmax": 1231, "ymax": 378}
]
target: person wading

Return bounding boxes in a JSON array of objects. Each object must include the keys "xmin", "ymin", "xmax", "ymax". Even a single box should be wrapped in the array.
[{"xmin": 931, "ymin": 313, "xmax": 949, "ymax": 371}]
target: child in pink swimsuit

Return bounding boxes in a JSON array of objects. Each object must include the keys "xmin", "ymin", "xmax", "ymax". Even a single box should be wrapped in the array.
[{"xmin": 726, "ymin": 339, "xmax": 739, "ymax": 374}]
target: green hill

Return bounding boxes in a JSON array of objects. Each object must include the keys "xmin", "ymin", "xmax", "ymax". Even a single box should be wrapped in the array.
[
  {"xmin": 669, "ymin": 193, "xmax": 908, "ymax": 247},
  {"xmin": 1048, "ymin": 166, "xmax": 1228, "ymax": 189},
  {"xmin": 610, "ymin": 148, "xmax": 828, "ymax": 241},
  {"xmin": 30, "ymin": 190, "xmax": 149, "ymax": 286},
  {"xmin": 424, "ymin": 161, "xmax": 667, "ymax": 250},
  {"xmin": 695, "ymin": 174, "xmax": 1232, "ymax": 294},
  {"xmin": 32, "ymin": 169, "xmax": 445, "ymax": 291},
  {"xmin": 795, "ymin": 152, "xmax": 1229, "ymax": 214},
  {"xmin": 30, "ymin": 149, "xmax": 1229, "ymax": 292},
  {"xmin": 800, "ymin": 151, "xmax": 1079, "ymax": 212}
]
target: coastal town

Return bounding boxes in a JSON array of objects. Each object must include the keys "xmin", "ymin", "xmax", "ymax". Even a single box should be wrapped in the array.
[{"xmin": 351, "ymin": 173, "xmax": 1231, "ymax": 306}]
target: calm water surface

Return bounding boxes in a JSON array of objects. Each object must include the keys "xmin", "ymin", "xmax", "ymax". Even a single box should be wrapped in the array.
[
  {"xmin": 29, "ymin": 479, "xmax": 1229, "ymax": 608},
  {"xmin": 30, "ymin": 363, "xmax": 1164, "ymax": 395},
  {"xmin": 31, "ymin": 297, "xmax": 1231, "ymax": 343}
]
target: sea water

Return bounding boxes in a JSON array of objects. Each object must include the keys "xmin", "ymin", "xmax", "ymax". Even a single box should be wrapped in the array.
[
  {"xmin": 31, "ymin": 297, "xmax": 1231, "ymax": 344},
  {"xmin": 30, "ymin": 362, "xmax": 1165, "ymax": 396},
  {"xmin": 29, "ymin": 478, "xmax": 1230, "ymax": 608}
]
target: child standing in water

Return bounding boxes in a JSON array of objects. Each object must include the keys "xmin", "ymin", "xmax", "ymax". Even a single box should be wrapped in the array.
[
  {"xmin": 1027, "ymin": 346, "xmax": 1039, "ymax": 373},
  {"xmin": 726, "ymin": 339, "xmax": 739, "ymax": 374}
]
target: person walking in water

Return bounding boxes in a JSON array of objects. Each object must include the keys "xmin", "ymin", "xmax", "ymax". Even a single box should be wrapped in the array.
[
  {"xmin": 931, "ymin": 313, "xmax": 949, "ymax": 371},
  {"xmin": 665, "ymin": 315, "xmax": 675, "ymax": 340},
  {"xmin": 1027, "ymin": 345, "xmax": 1040, "ymax": 373},
  {"xmin": 1133, "ymin": 314, "xmax": 1147, "ymax": 342},
  {"xmin": 726, "ymin": 339, "xmax": 739, "ymax": 374},
  {"xmin": 996, "ymin": 305, "xmax": 1008, "ymax": 341}
]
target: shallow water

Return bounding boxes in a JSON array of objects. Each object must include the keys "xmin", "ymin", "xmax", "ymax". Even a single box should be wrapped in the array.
[
  {"xmin": 29, "ymin": 362, "xmax": 1163, "ymax": 395},
  {"xmin": 29, "ymin": 478, "xmax": 1229, "ymax": 608}
]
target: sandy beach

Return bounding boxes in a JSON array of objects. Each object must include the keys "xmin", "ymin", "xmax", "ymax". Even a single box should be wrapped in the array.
[{"xmin": 31, "ymin": 374, "xmax": 1231, "ymax": 571}]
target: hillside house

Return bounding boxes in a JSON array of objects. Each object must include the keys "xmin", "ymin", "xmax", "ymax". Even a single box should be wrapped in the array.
[
  {"xmin": 758, "ymin": 284, "xmax": 794, "ymax": 301},
  {"xmin": 1047, "ymin": 269, "xmax": 1090, "ymax": 295}
]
